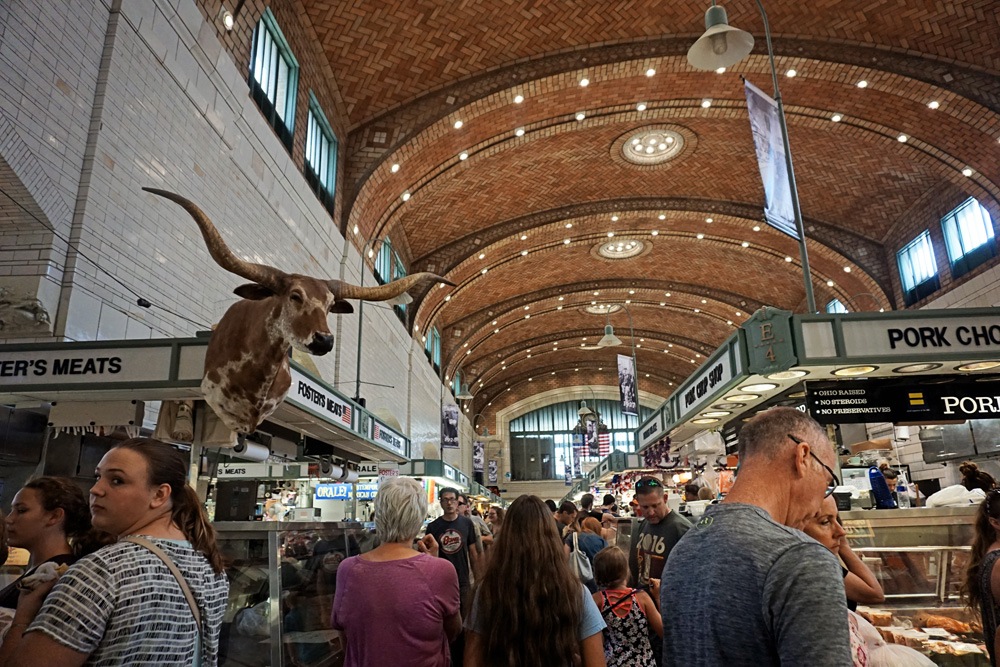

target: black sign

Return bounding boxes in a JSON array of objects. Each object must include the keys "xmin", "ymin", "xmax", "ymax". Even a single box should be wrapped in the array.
[{"xmin": 806, "ymin": 377, "xmax": 1000, "ymax": 424}]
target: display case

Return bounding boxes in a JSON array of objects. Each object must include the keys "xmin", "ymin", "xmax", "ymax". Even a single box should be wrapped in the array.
[{"xmin": 215, "ymin": 521, "xmax": 376, "ymax": 667}]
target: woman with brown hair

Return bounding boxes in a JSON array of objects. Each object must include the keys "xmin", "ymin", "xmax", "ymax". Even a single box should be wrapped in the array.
[
  {"xmin": 465, "ymin": 495, "xmax": 606, "ymax": 667},
  {"xmin": 962, "ymin": 489, "xmax": 1000, "ymax": 666},
  {"xmin": 961, "ymin": 461, "xmax": 997, "ymax": 493},
  {"xmin": 486, "ymin": 505, "xmax": 505, "ymax": 538},
  {"xmin": 0, "ymin": 477, "xmax": 108, "ymax": 610},
  {"xmin": 1, "ymin": 438, "xmax": 229, "ymax": 666}
]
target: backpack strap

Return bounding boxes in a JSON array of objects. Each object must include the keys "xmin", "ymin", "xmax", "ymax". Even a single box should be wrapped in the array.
[
  {"xmin": 600, "ymin": 588, "xmax": 641, "ymax": 616},
  {"xmin": 121, "ymin": 536, "xmax": 203, "ymax": 638}
]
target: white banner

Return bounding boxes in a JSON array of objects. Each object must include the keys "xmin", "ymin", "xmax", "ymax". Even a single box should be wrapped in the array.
[
  {"xmin": 744, "ymin": 79, "xmax": 797, "ymax": 239},
  {"xmin": 617, "ymin": 354, "xmax": 638, "ymax": 416},
  {"xmin": 488, "ymin": 459, "xmax": 498, "ymax": 484},
  {"xmin": 473, "ymin": 440, "xmax": 484, "ymax": 473}
]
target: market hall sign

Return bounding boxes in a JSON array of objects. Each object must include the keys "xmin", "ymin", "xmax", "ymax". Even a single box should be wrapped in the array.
[
  {"xmin": 285, "ymin": 367, "xmax": 355, "ymax": 431},
  {"xmin": 0, "ymin": 347, "xmax": 174, "ymax": 385},
  {"xmin": 806, "ymin": 378, "xmax": 1000, "ymax": 424},
  {"xmin": 838, "ymin": 314, "xmax": 1000, "ymax": 357}
]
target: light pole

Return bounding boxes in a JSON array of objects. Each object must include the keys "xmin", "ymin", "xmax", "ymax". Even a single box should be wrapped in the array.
[
  {"xmin": 687, "ymin": 0, "xmax": 817, "ymax": 313},
  {"xmin": 354, "ymin": 238, "xmax": 382, "ymax": 406}
]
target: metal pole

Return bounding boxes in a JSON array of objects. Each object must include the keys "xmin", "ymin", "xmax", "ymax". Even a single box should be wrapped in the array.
[
  {"xmin": 354, "ymin": 240, "xmax": 373, "ymax": 403},
  {"xmin": 621, "ymin": 304, "xmax": 638, "ymax": 428},
  {"xmin": 755, "ymin": 0, "xmax": 817, "ymax": 313}
]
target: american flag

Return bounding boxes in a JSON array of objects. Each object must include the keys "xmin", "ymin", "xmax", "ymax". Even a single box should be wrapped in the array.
[
  {"xmin": 342, "ymin": 405, "xmax": 352, "ymax": 426},
  {"xmin": 373, "ymin": 422, "xmax": 382, "ymax": 440},
  {"xmin": 598, "ymin": 432, "xmax": 611, "ymax": 457}
]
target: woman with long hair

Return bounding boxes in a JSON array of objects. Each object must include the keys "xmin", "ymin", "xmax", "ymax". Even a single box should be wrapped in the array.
[
  {"xmin": 961, "ymin": 461, "xmax": 997, "ymax": 493},
  {"xmin": 1, "ymin": 438, "xmax": 229, "ymax": 666},
  {"xmin": 465, "ymin": 495, "xmax": 606, "ymax": 667},
  {"xmin": 962, "ymin": 489, "xmax": 1000, "ymax": 666},
  {"xmin": 487, "ymin": 505, "xmax": 505, "ymax": 538},
  {"xmin": 0, "ymin": 477, "xmax": 108, "ymax": 610}
]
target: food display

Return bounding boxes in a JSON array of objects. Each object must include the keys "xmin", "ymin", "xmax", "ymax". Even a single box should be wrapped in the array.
[{"xmin": 857, "ymin": 607, "xmax": 987, "ymax": 663}]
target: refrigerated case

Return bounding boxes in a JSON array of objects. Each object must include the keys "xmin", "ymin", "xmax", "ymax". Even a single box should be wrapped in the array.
[{"xmin": 215, "ymin": 521, "xmax": 377, "ymax": 667}]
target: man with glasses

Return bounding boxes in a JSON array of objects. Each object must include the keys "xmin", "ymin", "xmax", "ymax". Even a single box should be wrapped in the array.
[{"xmin": 660, "ymin": 407, "xmax": 851, "ymax": 666}]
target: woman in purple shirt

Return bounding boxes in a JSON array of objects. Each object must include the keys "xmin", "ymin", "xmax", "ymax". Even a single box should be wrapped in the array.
[{"xmin": 332, "ymin": 477, "xmax": 461, "ymax": 666}]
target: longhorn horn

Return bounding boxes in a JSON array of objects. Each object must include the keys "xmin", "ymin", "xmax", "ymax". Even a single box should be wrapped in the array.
[
  {"xmin": 143, "ymin": 188, "xmax": 285, "ymax": 290},
  {"xmin": 329, "ymin": 272, "xmax": 455, "ymax": 302}
]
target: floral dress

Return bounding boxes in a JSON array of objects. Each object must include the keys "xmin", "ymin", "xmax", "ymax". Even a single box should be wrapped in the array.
[{"xmin": 599, "ymin": 588, "xmax": 656, "ymax": 667}]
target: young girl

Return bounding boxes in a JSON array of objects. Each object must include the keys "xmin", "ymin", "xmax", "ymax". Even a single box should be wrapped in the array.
[{"xmin": 592, "ymin": 546, "xmax": 662, "ymax": 667}]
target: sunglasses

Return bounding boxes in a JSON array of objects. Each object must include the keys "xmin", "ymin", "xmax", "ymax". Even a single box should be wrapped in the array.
[
  {"xmin": 635, "ymin": 478, "xmax": 663, "ymax": 490},
  {"xmin": 788, "ymin": 434, "xmax": 840, "ymax": 497}
]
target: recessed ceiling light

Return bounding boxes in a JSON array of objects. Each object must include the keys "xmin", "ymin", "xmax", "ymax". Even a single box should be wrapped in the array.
[
  {"xmin": 564, "ymin": 239, "xmax": 571, "ymax": 244},
  {"xmin": 715, "ymin": 67, "xmax": 726, "ymax": 74},
  {"xmin": 651, "ymin": 230, "xmax": 659, "ymax": 236},
  {"xmin": 636, "ymin": 102, "xmax": 647, "ymax": 111},
  {"xmin": 725, "ymin": 393, "xmax": 760, "ymax": 401},
  {"xmin": 785, "ymin": 256, "xmax": 793, "ymax": 262},
  {"xmin": 706, "ymin": 217, "xmax": 713, "ymax": 223},
  {"xmin": 514, "ymin": 94, "xmax": 524, "ymax": 104},
  {"xmin": 696, "ymin": 233, "xmax": 704, "ymax": 239},
  {"xmin": 833, "ymin": 365, "xmax": 877, "ymax": 376},
  {"xmin": 957, "ymin": 361, "xmax": 1000, "ymax": 372},
  {"xmin": 444, "ymin": 295, "xmax": 451, "ymax": 301},
  {"xmin": 702, "ymin": 411, "xmax": 731, "ymax": 418},
  {"xmin": 478, "ymin": 252, "xmax": 486, "ymax": 259},
  {"xmin": 660, "ymin": 302, "xmax": 666, "ymax": 306},
  {"xmin": 927, "ymin": 100, "xmax": 939, "ymax": 109},
  {"xmin": 856, "ymin": 80, "xmax": 868, "ymax": 88},
  {"xmin": 694, "ymin": 308, "xmax": 700, "ymax": 313},
  {"xmin": 460, "ymin": 152, "xmax": 469, "ymax": 160},
  {"xmin": 593, "ymin": 291, "xmax": 599, "ymax": 295},
  {"xmin": 566, "ymin": 222, "xmax": 573, "ymax": 228},
  {"xmin": 713, "ymin": 403, "xmax": 744, "ymax": 410},
  {"xmin": 785, "ymin": 69, "xmax": 797, "ymax": 77},
  {"xmin": 665, "ymin": 292, "xmax": 671, "ymax": 297},
  {"xmin": 962, "ymin": 167, "xmax": 974, "ymax": 177},
  {"xmin": 524, "ymin": 314, "xmax": 530, "ymax": 319},
  {"xmin": 766, "ymin": 370, "xmax": 808, "ymax": 380},
  {"xmin": 752, "ymin": 225, "xmax": 760, "ymax": 231},
  {"xmin": 892, "ymin": 363, "xmax": 943, "ymax": 374},
  {"xmin": 575, "ymin": 112, "xmax": 586, "ymax": 121},
  {"xmin": 521, "ymin": 250, "xmax": 528, "ymax": 256},
  {"xmin": 831, "ymin": 114, "xmax": 843, "ymax": 122},
  {"xmin": 481, "ymin": 268, "xmax": 487, "ymax": 274},
  {"xmin": 740, "ymin": 383, "xmax": 778, "ymax": 392},
  {"xmin": 520, "ymin": 234, "xmax": 528, "ymax": 240},
  {"xmin": 454, "ymin": 120, "xmax": 463, "ymax": 129},
  {"xmin": 580, "ymin": 78, "xmax": 589, "ymax": 87},
  {"xmin": 701, "ymin": 99, "xmax": 712, "ymax": 108},
  {"xmin": 658, "ymin": 214, "xmax": 666, "ymax": 220},
  {"xmin": 741, "ymin": 241, "xmax": 749, "ymax": 247},
  {"xmin": 608, "ymin": 232, "xmax": 615, "ymax": 237},
  {"xmin": 826, "ymin": 279, "xmax": 835, "ymax": 287},
  {"xmin": 523, "ymin": 305, "xmax": 529, "ymax": 310},
  {"xmin": 897, "ymin": 134, "xmax": 907, "ymax": 143},
  {"xmin": 390, "ymin": 163, "xmax": 400, "ymax": 173},
  {"xmin": 646, "ymin": 68, "xmax": 656, "ymax": 77},
  {"xmin": 557, "ymin": 305, "xmax": 563, "ymax": 310},
  {"xmin": 735, "ymin": 311, "xmax": 741, "ymax": 316},
  {"xmin": 692, "ymin": 418, "xmax": 719, "ymax": 424},
  {"xmin": 630, "ymin": 290, "xmax": 636, "ymax": 295},
  {"xmin": 843, "ymin": 266, "xmax": 852, "ymax": 272},
  {"xmin": 492, "ymin": 320, "xmax": 497, "ymax": 325},
  {"xmin": 611, "ymin": 215, "xmax": 619, "ymax": 221},
  {"xmin": 353, "ymin": 224, "xmax": 359, "ymax": 234},
  {"xmin": 515, "ymin": 127, "xmax": 525, "ymax": 136},
  {"xmin": 401, "ymin": 191, "xmax": 410, "ymax": 201}
]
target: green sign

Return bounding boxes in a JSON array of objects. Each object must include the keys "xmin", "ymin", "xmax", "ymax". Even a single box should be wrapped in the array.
[{"xmin": 743, "ymin": 307, "xmax": 796, "ymax": 374}]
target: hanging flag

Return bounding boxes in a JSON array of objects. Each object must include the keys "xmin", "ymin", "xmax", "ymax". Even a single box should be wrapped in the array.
[
  {"xmin": 473, "ymin": 440, "xmax": 484, "ymax": 472},
  {"xmin": 572, "ymin": 433, "xmax": 584, "ymax": 477},
  {"xmin": 744, "ymin": 79, "xmax": 797, "ymax": 240},
  {"xmin": 487, "ymin": 459, "xmax": 498, "ymax": 484},
  {"xmin": 441, "ymin": 403, "xmax": 459, "ymax": 449},
  {"xmin": 617, "ymin": 354, "xmax": 638, "ymax": 416},
  {"xmin": 599, "ymin": 432, "xmax": 611, "ymax": 457}
]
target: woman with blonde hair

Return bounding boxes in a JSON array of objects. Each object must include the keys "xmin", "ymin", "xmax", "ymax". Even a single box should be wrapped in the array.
[
  {"xmin": 465, "ymin": 495, "xmax": 606, "ymax": 667},
  {"xmin": 1, "ymin": 438, "xmax": 229, "ymax": 666}
]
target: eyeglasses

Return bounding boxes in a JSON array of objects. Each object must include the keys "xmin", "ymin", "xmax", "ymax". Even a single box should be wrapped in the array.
[{"xmin": 788, "ymin": 434, "xmax": 840, "ymax": 497}]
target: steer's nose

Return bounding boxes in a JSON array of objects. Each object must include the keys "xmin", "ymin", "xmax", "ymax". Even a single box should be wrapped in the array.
[{"xmin": 309, "ymin": 332, "xmax": 334, "ymax": 355}]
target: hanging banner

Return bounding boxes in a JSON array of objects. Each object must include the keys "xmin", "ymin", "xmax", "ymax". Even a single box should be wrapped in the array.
[
  {"xmin": 487, "ymin": 459, "xmax": 498, "ymax": 484},
  {"xmin": 618, "ymin": 354, "xmax": 638, "ymax": 416},
  {"xmin": 473, "ymin": 440, "xmax": 484, "ymax": 473},
  {"xmin": 744, "ymin": 79, "xmax": 797, "ymax": 240},
  {"xmin": 572, "ymin": 433, "xmax": 584, "ymax": 478},
  {"xmin": 441, "ymin": 403, "xmax": 459, "ymax": 449}
]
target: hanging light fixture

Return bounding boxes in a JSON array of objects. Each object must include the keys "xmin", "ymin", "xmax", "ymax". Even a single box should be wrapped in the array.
[
  {"xmin": 578, "ymin": 400, "xmax": 594, "ymax": 418},
  {"xmin": 598, "ymin": 323, "xmax": 623, "ymax": 347}
]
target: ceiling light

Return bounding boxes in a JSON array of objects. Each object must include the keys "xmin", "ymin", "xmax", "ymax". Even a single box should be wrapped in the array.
[
  {"xmin": 741, "ymin": 241, "xmax": 749, "ymax": 247},
  {"xmin": 513, "ymin": 94, "xmax": 524, "ymax": 104},
  {"xmin": 696, "ymin": 233, "xmax": 705, "ymax": 239},
  {"xmin": 715, "ymin": 67, "xmax": 726, "ymax": 74},
  {"xmin": 702, "ymin": 411, "xmax": 731, "ymax": 418},
  {"xmin": 557, "ymin": 305, "xmax": 563, "ymax": 310},
  {"xmin": 580, "ymin": 78, "xmax": 590, "ymax": 87},
  {"xmin": 565, "ymin": 222, "xmax": 573, "ymax": 228},
  {"xmin": 962, "ymin": 167, "xmax": 974, "ymax": 177},
  {"xmin": 897, "ymin": 134, "xmax": 907, "ymax": 143},
  {"xmin": 843, "ymin": 266, "xmax": 852, "ymax": 272},
  {"xmin": 479, "ymin": 252, "xmax": 485, "ymax": 259},
  {"xmin": 785, "ymin": 69, "xmax": 797, "ymax": 77},
  {"xmin": 957, "ymin": 361, "xmax": 1000, "ymax": 372},
  {"xmin": 660, "ymin": 302, "xmax": 666, "ymax": 306},
  {"xmin": 401, "ymin": 191, "xmax": 410, "ymax": 201},
  {"xmin": 752, "ymin": 225, "xmax": 760, "ymax": 231},
  {"xmin": 856, "ymin": 80, "xmax": 868, "ymax": 88},
  {"xmin": 564, "ymin": 239, "xmax": 571, "ymax": 244},
  {"xmin": 515, "ymin": 127, "xmax": 525, "ymax": 136},
  {"xmin": 700, "ymin": 299, "xmax": 707, "ymax": 303},
  {"xmin": 739, "ymin": 383, "xmax": 777, "ymax": 392},
  {"xmin": 459, "ymin": 152, "xmax": 469, "ymax": 160},
  {"xmin": 390, "ymin": 163, "xmax": 400, "ymax": 173},
  {"xmin": 368, "ymin": 248, "xmax": 375, "ymax": 258},
  {"xmin": 611, "ymin": 215, "xmax": 619, "ymax": 222},
  {"xmin": 725, "ymin": 394, "xmax": 759, "ymax": 402},
  {"xmin": 766, "ymin": 370, "xmax": 808, "ymax": 380},
  {"xmin": 701, "ymin": 99, "xmax": 712, "ymax": 108},
  {"xmin": 220, "ymin": 8, "xmax": 235, "ymax": 30},
  {"xmin": 892, "ymin": 363, "xmax": 943, "ymax": 374},
  {"xmin": 927, "ymin": 100, "xmax": 939, "ymax": 109},
  {"xmin": 353, "ymin": 224, "xmax": 359, "ymax": 235},
  {"xmin": 665, "ymin": 292, "xmax": 671, "ymax": 297},
  {"xmin": 525, "ymin": 314, "xmax": 530, "ymax": 319},
  {"xmin": 454, "ymin": 120, "xmax": 464, "ymax": 129},
  {"xmin": 784, "ymin": 256, "xmax": 793, "ymax": 262},
  {"xmin": 713, "ymin": 402, "xmax": 744, "ymax": 410},
  {"xmin": 692, "ymin": 417, "xmax": 720, "ymax": 425},
  {"xmin": 726, "ymin": 320, "xmax": 733, "ymax": 325},
  {"xmin": 832, "ymin": 365, "xmax": 878, "ymax": 376},
  {"xmin": 444, "ymin": 295, "xmax": 451, "ymax": 301},
  {"xmin": 735, "ymin": 311, "xmax": 741, "ymax": 316},
  {"xmin": 521, "ymin": 250, "xmax": 528, "ymax": 256},
  {"xmin": 481, "ymin": 268, "xmax": 487, "ymax": 274},
  {"xmin": 826, "ymin": 279, "xmax": 835, "ymax": 287},
  {"xmin": 831, "ymin": 114, "xmax": 842, "ymax": 122},
  {"xmin": 646, "ymin": 68, "xmax": 656, "ymax": 77},
  {"xmin": 706, "ymin": 217, "xmax": 713, "ymax": 223},
  {"xmin": 576, "ymin": 112, "xmax": 586, "ymax": 121},
  {"xmin": 658, "ymin": 214, "xmax": 666, "ymax": 220},
  {"xmin": 652, "ymin": 230, "xmax": 659, "ymax": 236},
  {"xmin": 520, "ymin": 234, "xmax": 528, "ymax": 240},
  {"xmin": 524, "ymin": 305, "xmax": 529, "ymax": 310},
  {"xmin": 636, "ymin": 102, "xmax": 647, "ymax": 111},
  {"xmin": 694, "ymin": 308, "xmax": 700, "ymax": 313}
]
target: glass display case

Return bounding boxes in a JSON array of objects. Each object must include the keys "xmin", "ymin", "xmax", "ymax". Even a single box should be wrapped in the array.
[{"xmin": 216, "ymin": 521, "xmax": 376, "ymax": 667}]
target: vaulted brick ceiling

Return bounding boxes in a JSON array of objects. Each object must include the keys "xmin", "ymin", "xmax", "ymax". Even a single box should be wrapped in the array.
[{"xmin": 303, "ymin": 0, "xmax": 1000, "ymax": 417}]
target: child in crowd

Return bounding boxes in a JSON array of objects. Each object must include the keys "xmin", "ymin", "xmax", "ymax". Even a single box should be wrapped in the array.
[{"xmin": 592, "ymin": 546, "xmax": 662, "ymax": 667}]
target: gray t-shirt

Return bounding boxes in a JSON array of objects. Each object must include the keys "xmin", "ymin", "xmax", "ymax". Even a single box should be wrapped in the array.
[{"xmin": 661, "ymin": 503, "xmax": 851, "ymax": 667}]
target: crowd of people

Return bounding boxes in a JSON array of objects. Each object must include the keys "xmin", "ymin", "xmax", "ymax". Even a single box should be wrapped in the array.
[{"xmin": 1, "ymin": 412, "xmax": 999, "ymax": 666}]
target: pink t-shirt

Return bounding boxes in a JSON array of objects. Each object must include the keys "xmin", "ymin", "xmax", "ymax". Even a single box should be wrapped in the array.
[{"xmin": 331, "ymin": 552, "xmax": 460, "ymax": 667}]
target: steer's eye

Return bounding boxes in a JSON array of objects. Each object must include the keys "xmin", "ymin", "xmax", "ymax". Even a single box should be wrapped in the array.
[{"xmin": 289, "ymin": 292, "xmax": 303, "ymax": 303}]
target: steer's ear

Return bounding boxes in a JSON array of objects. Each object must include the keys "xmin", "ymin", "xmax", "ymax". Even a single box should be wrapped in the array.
[
  {"xmin": 234, "ymin": 283, "xmax": 275, "ymax": 300},
  {"xmin": 330, "ymin": 300, "xmax": 354, "ymax": 314}
]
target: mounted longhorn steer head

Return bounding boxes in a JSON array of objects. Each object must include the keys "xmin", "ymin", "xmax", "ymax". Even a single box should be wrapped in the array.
[{"xmin": 143, "ymin": 188, "xmax": 454, "ymax": 436}]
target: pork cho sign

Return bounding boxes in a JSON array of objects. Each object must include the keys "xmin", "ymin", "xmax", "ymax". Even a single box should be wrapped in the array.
[{"xmin": 806, "ymin": 378, "xmax": 1000, "ymax": 424}]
